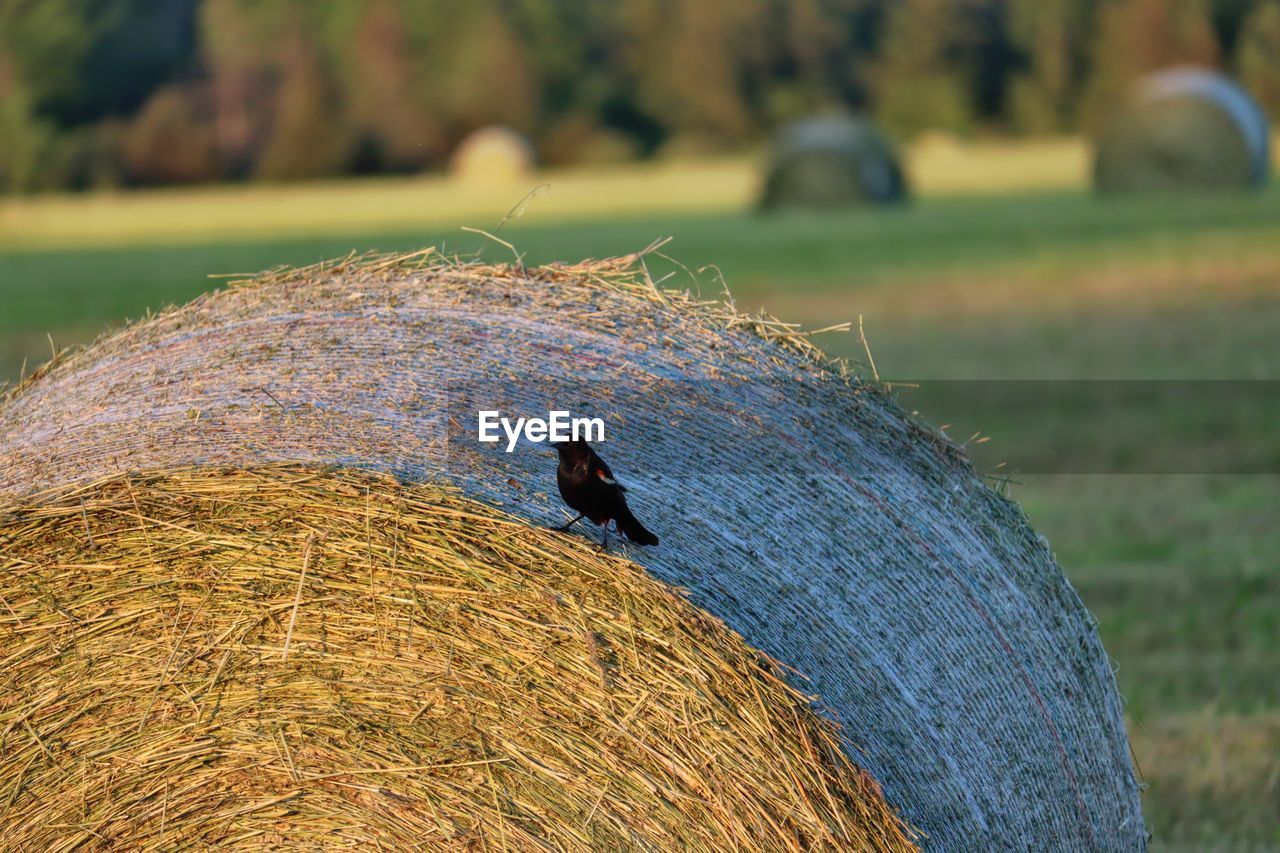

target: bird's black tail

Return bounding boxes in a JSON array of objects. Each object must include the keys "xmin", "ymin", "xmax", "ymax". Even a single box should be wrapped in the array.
[{"xmin": 616, "ymin": 506, "xmax": 658, "ymax": 546}]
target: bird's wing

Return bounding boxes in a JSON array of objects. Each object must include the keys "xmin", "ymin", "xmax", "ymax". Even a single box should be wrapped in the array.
[
  {"xmin": 589, "ymin": 451, "xmax": 614, "ymax": 481},
  {"xmin": 588, "ymin": 449, "xmax": 627, "ymax": 490}
]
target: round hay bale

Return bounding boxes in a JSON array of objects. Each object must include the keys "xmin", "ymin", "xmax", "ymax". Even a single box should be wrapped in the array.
[
  {"xmin": 1094, "ymin": 67, "xmax": 1270, "ymax": 194},
  {"xmin": 0, "ymin": 466, "xmax": 916, "ymax": 849},
  {"xmin": 760, "ymin": 115, "xmax": 908, "ymax": 210},
  {"xmin": 449, "ymin": 126, "xmax": 535, "ymax": 184},
  {"xmin": 0, "ymin": 252, "xmax": 1145, "ymax": 849}
]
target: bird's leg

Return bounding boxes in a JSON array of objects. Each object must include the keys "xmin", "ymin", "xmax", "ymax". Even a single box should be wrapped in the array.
[
  {"xmin": 555, "ymin": 513, "xmax": 584, "ymax": 532},
  {"xmin": 599, "ymin": 523, "xmax": 610, "ymax": 551}
]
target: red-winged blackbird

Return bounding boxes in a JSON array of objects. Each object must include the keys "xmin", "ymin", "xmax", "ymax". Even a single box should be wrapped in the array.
[{"xmin": 552, "ymin": 440, "xmax": 658, "ymax": 548}]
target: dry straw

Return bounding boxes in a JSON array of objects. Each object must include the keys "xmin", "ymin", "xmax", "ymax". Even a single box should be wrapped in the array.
[
  {"xmin": 0, "ymin": 465, "xmax": 918, "ymax": 850},
  {"xmin": 0, "ymin": 248, "xmax": 1145, "ymax": 849}
]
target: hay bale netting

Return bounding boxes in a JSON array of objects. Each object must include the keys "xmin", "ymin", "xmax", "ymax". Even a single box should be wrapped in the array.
[
  {"xmin": 760, "ymin": 115, "xmax": 908, "ymax": 210},
  {"xmin": 0, "ymin": 252, "xmax": 1146, "ymax": 849},
  {"xmin": 0, "ymin": 466, "xmax": 917, "ymax": 850},
  {"xmin": 449, "ymin": 125, "xmax": 535, "ymax": 184},
  {"xmin": 1094, "ymin": 67, "xmax": 1271, "ymax": 194}
]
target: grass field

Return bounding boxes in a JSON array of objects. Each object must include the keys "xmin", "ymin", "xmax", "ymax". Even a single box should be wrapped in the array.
[
  {"xmin": 1, "ymin": 151, "xmax": 1277, "ymax": 848},
  {"xmin": 0, "ymin": 137, "xmax": 1088, "ymax": 249}
]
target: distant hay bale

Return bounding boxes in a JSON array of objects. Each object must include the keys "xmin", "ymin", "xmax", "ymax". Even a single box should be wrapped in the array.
[
  {"xmin": 0, "ymin": 251, "xmax": 1145, "ymax": 849},
  {"xmin": 760, "ymin": 115, "xmax": 908, "ymax": 210},
  {"xmin": 1094, "ymin": 67, "xmax": 1270, "ymax": 194},
  {"xmin": 449, "ymin": 125, "xmax": 534, "ymax": 184},
  {"xmin": 0, "ymin": 466, "xmax": 916, "ymax": 850}
]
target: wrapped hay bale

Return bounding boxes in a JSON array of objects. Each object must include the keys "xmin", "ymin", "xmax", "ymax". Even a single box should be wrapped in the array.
[
  {"xmin": 0, "ymin": 251, "xmax": 1145, "ymax": 849},
  {"xmin": 760, "ymin": 115, "xmax": 908, "ymax": 210},
  {"xmin": 0, "ymin": 466, "xmax": 915, "ymax": 849},
  {"xmin": 1094, "ymin": 67, "xmax": 1270, "ymax": 194},
  {"xmin": 449, "ymin": 125, "xmax": 535, "ymax": 184}
]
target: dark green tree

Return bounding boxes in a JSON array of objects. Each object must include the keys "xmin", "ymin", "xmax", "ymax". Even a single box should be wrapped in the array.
[
  {"xmin": 1008, "ymin": 0, "xmax": 1098, "ymax": 132},
  {"xmin": 874, "ymin": 0, "xmax": 973, "ymax": 136},
  {"xmin": 255, "ymin": 28, "xmax": 351, "ymax": 180}
]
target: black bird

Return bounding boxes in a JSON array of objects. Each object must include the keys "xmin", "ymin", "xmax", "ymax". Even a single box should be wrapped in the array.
[{"xmin": 552, "ymin": 440, "xmax": 658, "ymax": 548}]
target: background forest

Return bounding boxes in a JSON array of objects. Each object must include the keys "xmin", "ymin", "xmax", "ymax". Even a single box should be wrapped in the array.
[{"xmin": 4, "ymin": 0, "xmax": 1280, "ymax": 192}]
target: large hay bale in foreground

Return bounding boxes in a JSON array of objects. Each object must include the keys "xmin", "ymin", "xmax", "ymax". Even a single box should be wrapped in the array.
[
  {"xmin": 1094, "ymin": 67, "xmax": 1270, "ymax": 194},
  {"xmin": 0, "ymin": 252, "xmax": 1145, "ymax": 849},
  {"xmin": 449, "ymin": 125, "xmax": 535, "ymax": 184},
  {"xmin": 760, "ymin": 115, "xmax": 908, "ymax": 210},
  {"xmin": 0, "ymin": 466, "xmax": 915, "ymax": 849}
]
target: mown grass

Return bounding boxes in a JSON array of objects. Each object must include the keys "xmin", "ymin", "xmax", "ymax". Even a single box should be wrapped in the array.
[
  {"xmin": 1, "ymin": 167, "xmax": 1277, "ymax": 847},
  {"xmin": 4, "ymin": 185, "xmax": 1280, "ymax": 369},
  {"xmin": 0, "ymin": 137, "xmax": 1087, "ymax": 249},
  {"xmin": 1021, "ymin": 474, "xmax": 1280, "ymax": 849}
]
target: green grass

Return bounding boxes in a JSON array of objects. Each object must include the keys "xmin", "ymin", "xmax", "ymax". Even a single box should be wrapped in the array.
[
  {"xmin": 0, "ymin": 138, "xmax": 1088, "ymax": 249},
  {"xmin": 1022, "ymin": 474, "xmax": 1280, "ymax": 848},
  {"xmin": 5, "ymin": 186, "xmax": 1280, "ymax": 373},
  {"xmin": 850, "ymin": 299, "xmax": 1280, "ymax": 380},
  {"xmin": 1, "ymin": 176, "xmax": 1277, "ymax": 847}
]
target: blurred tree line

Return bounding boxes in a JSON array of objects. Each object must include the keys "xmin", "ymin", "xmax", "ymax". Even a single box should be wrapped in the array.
[{"xmin": 2, "ymin": 0, "xmax": 1279, "ymax": 192}]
